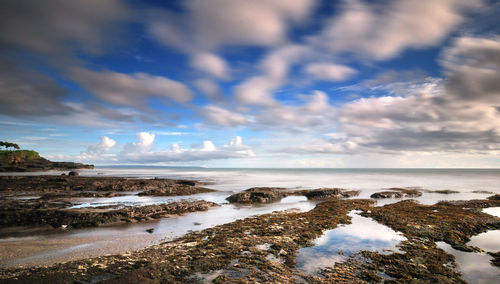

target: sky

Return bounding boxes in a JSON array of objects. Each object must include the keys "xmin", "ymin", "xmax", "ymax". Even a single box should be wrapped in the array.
[{"xmin": 1, "ymin": 0, "xmax": 500, "ymax": 168}]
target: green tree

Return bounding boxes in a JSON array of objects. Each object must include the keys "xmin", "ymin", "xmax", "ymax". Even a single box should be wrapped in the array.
[{"xmin": 0, "ymin": 141, "xmax": 20, "ymax": 150}]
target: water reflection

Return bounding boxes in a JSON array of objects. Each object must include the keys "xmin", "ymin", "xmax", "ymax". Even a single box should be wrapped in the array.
[
  {"xmin": 296, "ymin": 210, "xmax": 406, "ymax": 274},
  {"xmin": 437, "ymin": 242, "xmax": 500, "ymax": 283},
  {"xmin": 68, "ymin": 191, "xmax": 231, "ymax": 209},
  {"xmin": 483, "ymin": 207, "xmax": 500, "ymax": 218}
]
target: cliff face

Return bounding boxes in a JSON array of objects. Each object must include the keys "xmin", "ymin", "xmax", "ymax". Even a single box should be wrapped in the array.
[{"xmin": 0, "ymin": 150, "xmax": 93, "ymax": 172}]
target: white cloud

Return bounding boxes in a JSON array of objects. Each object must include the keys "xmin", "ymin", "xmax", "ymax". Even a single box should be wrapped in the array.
[
  {"xmin": 194, "ymin": 79, "xmax": 223, "ymax": 100},
  {"xmin": 72, "ymin": 68, "xmax": 193, "ymax": 108},
  {"xmin": 123, "ymin": 132, "xmax": 155, "ymax": 153},
  {"xmin": 201, "ymin": 141, "xmax": 216, "ymax": 151},
  {"xmin": 272, "ymin": 36, "xmax": 500, "ymax": 157},
  {"xmin": 190, "ymin": 52, "xmax": 229, "ymax": 79},
  {"xmin": 250, "ymin": 90, "xmax": 336, "ymax": 132},
  {"xmin": 202, "ymin": 105, "xmax": 249, "ymax": 127},
  {"xmin": 148, "ymin": 0, "xmax": 315, "ymax": 51},
  {"xmin": 77, "ymin": 136, "xmax": 116, "ymax": 161},
  {"xmin": 312, "ymin": 0, "xmax": 481, "ymax": 60},
  {"xmin": 305, "ymin": 63, "xmax": 357, "ymax": 82},
  {"xmin": 155, "ymin": 131, "xmax": 186, "ymax": 136},
  {"xmin": 443, "ymin": 36, "xmax": 500, "ymax": 103},
  {"xmin": 235, "ymin": 44, "xmax": 308, "ymax": 106},
  {"xmin": 119, "ymin": 133, "xmax": 255, "ymax": 163}
]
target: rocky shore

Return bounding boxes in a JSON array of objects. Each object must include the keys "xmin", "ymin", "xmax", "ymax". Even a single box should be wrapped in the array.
[
  {"xmin": 1, "ymin": 173, "xmax": 499, "ymax": 283},
  {"xmin": 370, "ymin": 187, "xmax": 423, "ymax": 199},
  {"xmin": 0, "ymin": 150, "xmax": 93, "ymax": 172},
  {"xmin": 0, "ymin": 175, "xmax": 215, "ymax": 194},
  {"xmin": 0, "ymin": 175, "xmax": 218, "ymax": 232},
  {"xmin": 0, "ymin": 196, "xmax": 498, "ymax": 283},
  {"xmin": 0, "ymin": 200, "xmax": 219, "ymax": 229},
  {"xmin": 225, "ymin": 187, "xmax": 360, "ymax": 203}
]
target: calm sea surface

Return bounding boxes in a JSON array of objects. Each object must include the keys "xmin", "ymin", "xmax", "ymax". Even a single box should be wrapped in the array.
[{"xmin": 81, "ymin": 167, "xmax": 500, "ymax": 193}]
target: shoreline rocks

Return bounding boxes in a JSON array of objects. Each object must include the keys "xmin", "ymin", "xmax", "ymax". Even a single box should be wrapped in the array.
[
  {"xmin": 226, "ymin": 187, "xmax": 361, "ymax": 204},
  {"xmin": 226, "ymin": 187, "xmax": 289, "ymax": 203},
  {"xmin": 0, "ymin": 176, "xmax": 215, "ymax": 196},
  {"xmin": 370, "ymin": 188, "xmax": 422, "ymax": 199},
  {"xmin": 0, "ymin": 200, "xmax": 219, "ymax": 229},
  {"xmin": 299, "ymin": 188, "xmax": 360, "ymax": 200},
  {"xmin": 2, "ymin": 197, "xmax": 499, "ymax": 283}
]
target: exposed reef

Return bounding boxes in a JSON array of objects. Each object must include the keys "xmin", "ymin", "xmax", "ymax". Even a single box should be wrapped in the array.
[
  {"xmin": 226, "ymin": 187, "xmax": 360, "ymax": 204},
  {"xmin": 0, "ymin": 199, "xmax": 218, "ymax": 229},
  {"xmin": 0, "ymin": 176, "xmax": 214, "ymax": 195},
  {"xmin": 225, "ymin": 187, "xmax": 289, "ymax": 203},
  {"xmin": 298, "ymin": 188, "xmax": 359, "ymax": 200},
  {"xmin": 0, "ymin": 175, "xmax": 218, "ymax": 231},
  {"xmin": 370, "ymin": 188, "xmax": 423, "ymax": 199},
  {"xmin": 425, "ymin": 189, "xmax": 460, "ymax": 194},
  {"xmin": 1, "ymin": 197, "xmax": 498, "ymax": 283}
]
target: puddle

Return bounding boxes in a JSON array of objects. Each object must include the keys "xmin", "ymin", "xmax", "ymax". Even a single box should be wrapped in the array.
[
  {"xmin": 437, "ymin": 242, "xmax": 500, "ymax": 283},
  {"xmin": 483, "ymin": 207, "xmax": 500, "ymax": 218},
  {"xmin": 295, "ymin": 210, "xmax": 406, "ymax": 274},
  {"xmin": 469, "ymin": 230, "xmax": 500, "ymax": 254},
  {"xmin": 68, "ymin": 191, "xmax": 230, "ymax": 209},
  {"xmin": 5, "ymin": 196, "xmax": 40, "ymax": 200}
]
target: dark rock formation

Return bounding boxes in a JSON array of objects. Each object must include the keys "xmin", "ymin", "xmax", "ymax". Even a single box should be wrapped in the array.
[
  {"xmin": 137, "ymin": 180, "xmax": 215, "ymax": 196},
  {"xmin": 0, "ymin": 176, "xmax": 215, "ymax": 195},
  {"xmin": 370, "ymin": 188, "xmax": 422, "ymax": 199},
  {"xmin": 299, "ymin": 188, "xmax": 359, "ymax": 200},
  {"xmin": 488, "ymin": 194, "xmax": 500, "ymax": 200},
  {"xmin": 0, "ymin": 150, "xmax": 93, "ymax": 172},
  {"xmin": 226, "ymin": 187, "xmax": 289, "ymax": 203},
  {"xmin": 426, "ymin": 189, "xmax": 459, "ymax": 194},
  {"xmin": 0, "ymin": 200, "xmax": 219, "ymax": 229},
  {"xmin": 226, "ymin": 187, "xmax": 361, "ymax": 203}
]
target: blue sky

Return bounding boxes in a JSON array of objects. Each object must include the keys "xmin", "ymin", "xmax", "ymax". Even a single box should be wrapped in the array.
[{"xmin": 1, "ymin": 0, "xmax": 500, "ymax": 167}]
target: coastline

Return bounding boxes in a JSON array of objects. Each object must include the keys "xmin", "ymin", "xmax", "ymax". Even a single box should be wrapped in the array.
[{"xmin": 0, "ymin": 169, "xmax": 499, "ymax": 282}]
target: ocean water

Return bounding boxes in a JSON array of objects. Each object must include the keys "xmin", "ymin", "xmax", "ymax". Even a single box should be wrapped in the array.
[
  {"xmin": 78, "ymin": 167, "xmax": 500, "ymax": 192},
  {"xmin": 73, "ymin": 167, "xmax": 500, "ymax": 206},
  {"xmin": 6, "ymin": 167, "xmax": 500, "ymax": 193}
]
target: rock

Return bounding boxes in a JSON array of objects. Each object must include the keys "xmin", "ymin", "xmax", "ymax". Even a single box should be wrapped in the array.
[
  {"xmin": 146, "ymin": 228, "xmax": 154, "ymax": 234},
  {"xmin": 137, "ymin": 184, "xmax": 215, "ymax": 196},
  {"xmin": 68, "ymin": 171, "xmax": 79, "ymax": 176},
  {"xmin": 488, "ymin": 194, "xmax": 500, "ymax": 200},
  {"xmin": 226, "ymin": 187, "xmax": 288, "ymax": 204},
  {"xmin": 0, "ymin": 200, "xmax": 219, "ymax": 228},
  {"xmin": 0, "ymin": 175, "xmax": 214, "ymax": 194},
  {"xmin": 175, "ymin": 180, "xmax": 196, "ymax": 186},
  {"xmin": 0, "ymin": 150, "xmax": 93, "ymax": 172},
  {"xmin": 371, "ymin": 188, "xmax": 422, "ymax": 199},
  {"xmin": 426, "ymin": 189, "xmax": 459, "ymax": 194},
  {"xmin": 301, "ymin": 188, "xmax": 360, "ymax": 200}
]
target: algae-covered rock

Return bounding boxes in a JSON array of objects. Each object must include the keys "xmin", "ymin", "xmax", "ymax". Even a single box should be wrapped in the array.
[
  {"xmin": 226, "ymin": 187, "xmax": 289, "ymax": 203},
  {"xmin": 370, "ymin": 188, "xmax": 422, "ymax": 199},
  {"xmin": 300, "ymin": 188, "xmax": 359, "ymax": 200}
]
